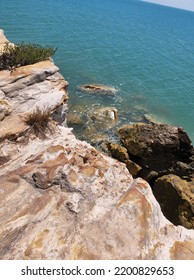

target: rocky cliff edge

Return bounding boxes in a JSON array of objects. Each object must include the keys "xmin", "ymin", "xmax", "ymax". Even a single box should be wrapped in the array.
[{"xmin": 0, "ymin": 30, "xmax": 194, "ymax": 260}]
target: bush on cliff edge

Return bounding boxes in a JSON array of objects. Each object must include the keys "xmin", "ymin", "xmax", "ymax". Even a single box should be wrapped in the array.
[{"xmin": 0, "ymin": 42, "xmax": 57, "ymax": 70}]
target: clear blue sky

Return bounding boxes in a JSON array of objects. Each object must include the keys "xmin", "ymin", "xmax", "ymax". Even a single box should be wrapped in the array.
[{"xmin": 141, "ymin": 0, "xmax": 194, "ymax": 12}]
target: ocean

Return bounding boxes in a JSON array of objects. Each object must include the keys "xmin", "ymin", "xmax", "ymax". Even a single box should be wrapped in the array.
[{"xmin": 0, "ymin": 0, "xmax": 194, "ymax": 143}]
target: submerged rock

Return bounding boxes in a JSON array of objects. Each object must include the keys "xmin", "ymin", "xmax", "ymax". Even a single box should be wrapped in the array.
[
  {"xmin": 78, "ymin": 84, "xmax": 118, "ymax": 96},
  {"xmin": 67, "ymin": 112, "xmax": 85, "ymax": 126},
  {"xmin": 89, "ymin": 106, "xmax": 118, "ymax": 131}
]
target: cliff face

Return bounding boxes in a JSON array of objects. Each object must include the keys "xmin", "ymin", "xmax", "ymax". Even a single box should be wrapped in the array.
[{"xmin": 0, "ymin": 30, "xmax": 194, "ymax": 260}]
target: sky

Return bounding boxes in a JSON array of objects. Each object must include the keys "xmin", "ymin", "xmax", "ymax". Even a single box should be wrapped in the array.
[{"xmin": 141, "ymin": 0, "xmax": 194, "ymax": 12}]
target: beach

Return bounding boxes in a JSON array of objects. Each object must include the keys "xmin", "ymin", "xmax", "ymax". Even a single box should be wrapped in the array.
[{"xmin": 141, "ymin": 0, "xmax": 194, "ymax": 12}]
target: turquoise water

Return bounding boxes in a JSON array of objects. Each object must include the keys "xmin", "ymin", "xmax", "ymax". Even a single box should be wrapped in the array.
[{"xmin": 1, "ymin": 0, "xmax": 194, "ymax": 143}]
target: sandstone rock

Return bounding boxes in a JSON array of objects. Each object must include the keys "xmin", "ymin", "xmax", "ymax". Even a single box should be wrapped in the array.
[
  {"xmin": 0, "ymin": 61, "xmax": 68, "ymax": 114},
  {"xmin": 0, "ymin": 114, "xmax": 28, "ymax": 141},
  {"xmin": 78, "ymin": 84, "xmax": 118, "ymax": 96},
  {"xmin": 0, "ymin": 59, "xmax": 68, "ymax": 142},
  {"xmin": 0, "ymin": 29, "xmax": 9, "ymax": 53},
  {"xmin": 125, "ymin": 159, "xmax": 142, "ymax": 177},
  {"xmin": 0, "ymin": 128, "xmax": 194, "ymax": 260},
  {"xmin": 118, "ymin": 123, "xmax": 193, "ymax": 178},
  {"xmin": 154, "ymin": 174, "xmax": 194, "ymax": 229},
  {"xmin": 0, "ymin": 99, "xmax": 12, "ymax": 121},
  {"xmin": 107, "ymin": 142, "xmax": 142, "ymax": 177},
  {"xmin": 107, "ymin": 142, "xmax": 129, "ymax": 162}
]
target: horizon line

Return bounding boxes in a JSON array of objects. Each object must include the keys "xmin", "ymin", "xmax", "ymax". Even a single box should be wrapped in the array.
[{"xmin": 140, "ymin": 0, "xmax": 194, "ymax": 12}]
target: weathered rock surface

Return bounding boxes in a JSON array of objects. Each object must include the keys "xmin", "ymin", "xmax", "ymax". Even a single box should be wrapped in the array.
[
  {"xmin": 118, "ymin": 123, "xmax": 194, "ymax": 179},
  {"xmin": 0, "ymin": 29, "xmax": 9, "ymax": 53},
  {"xmin": 116, "ymin": 122, "xmax": 194, "ymax": 229},
  {"xmin": 1, "ymin": 129, "xmax": 194, "ymax": 260},
  {"xmin": 78, "ymin": 84, "xmax": 118, "ymax": 96},
  {"xmin": 107, "ymin": 142, "xmax": 142, "ymax": 177},
  {"xmin": 0, "ymin": 60, "xmax": 68, "ymax": 142},
  {"xmin": 0, "ymin": 31, "xmax": 194, "ymax": 260},
  {"xmin": 154, "ymin": 175, "xmax": 194, "ymax": 229}
]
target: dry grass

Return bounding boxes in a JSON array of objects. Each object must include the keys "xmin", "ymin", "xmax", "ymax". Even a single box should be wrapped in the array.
[{"xmin": 25, "ymin": 107, "xmax": 51, "ymax": 138}]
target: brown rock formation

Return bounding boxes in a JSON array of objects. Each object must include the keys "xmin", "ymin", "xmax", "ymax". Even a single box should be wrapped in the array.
[
  {"xmin": 107, "ymin": 142, "xmax": 142, "ymax": 177},
  {"xmin": 118, "ymin": 123, "xmax": 194, "ymax": 179},
  {"xmin": 154, "ymin": 175, "xmax": 194, "ymax": 229},
  {"xmin": 116, "ymin": 122, "xmax": 194, "ymax": 229}
]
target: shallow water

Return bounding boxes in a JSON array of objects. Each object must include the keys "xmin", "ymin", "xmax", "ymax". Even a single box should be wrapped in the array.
[{"xmin": 0, "ymin": 0, "xmax": 194, "ymax": 143}]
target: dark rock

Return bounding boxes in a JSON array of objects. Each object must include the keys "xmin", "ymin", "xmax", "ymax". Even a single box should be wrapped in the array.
[
  {"xmin": 107, "ymin": 142, "xmax": 129, "ymax": 162},
  {"xmin": 118, "ymin": 123, "xmax": 194, "ymax": 178},
  {"xmin": 154, "ymin": 175, "xmax": 194, "ymax": 229},
  {"xmin": 107, "ymin": 142, "xmax": 142, "ymax": 177},
  {"xmin": 125, "ymin": 159, "xmax": 142, "ymax": 177}
]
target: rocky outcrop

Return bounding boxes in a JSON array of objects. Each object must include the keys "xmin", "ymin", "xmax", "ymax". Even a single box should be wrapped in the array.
[
  {"xmin": 0, "ymin": 60, "xmax": 68, "ymax": 141},
  {"xmin": 1, "ymin": 129, "xmax": 194, "ymax": 259},
  {"xmin": 107, "ymin": 142, "xmax": 142, "ymax": 177},
  {"xmin": 1, "ymin": 31, "xmax": 194, "ymax": 260},
  {"xmin": 118, "ymin": 123, "xmax": 194, "ymax": 180},
  {"xmin": 78, "ymin": 84, "xmax": 118, "ymax": 96},
  {"xmin": 107, "ymin": 123, "xmax": 194, "ymax": 229},
  {"xmin": 154, "ymin": 175, "xmax": 194, "ymax": 229}
]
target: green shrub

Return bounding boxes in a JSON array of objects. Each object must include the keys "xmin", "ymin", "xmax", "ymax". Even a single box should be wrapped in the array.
[{"xmin": 0, "ymin": 42, "xmax": 57, "ymax": 70}]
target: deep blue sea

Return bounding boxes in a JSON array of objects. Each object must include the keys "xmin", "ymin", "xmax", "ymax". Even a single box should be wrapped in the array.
[{"xmin": 1, "ymin": 0, "xmax": 194, "ymax": 143}]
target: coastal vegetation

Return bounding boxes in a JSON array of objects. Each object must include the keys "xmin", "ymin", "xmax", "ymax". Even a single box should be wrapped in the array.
[
  {"xmin": 0, "ymin": 42, "xmax": 56, "ymax": 70},
  {"xmin": 25, "ymin": 107, "xmax": 51, "ymax": 138}
]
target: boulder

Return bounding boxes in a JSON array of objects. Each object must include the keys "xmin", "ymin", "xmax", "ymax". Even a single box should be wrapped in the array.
[
  {"xmin": 153, "ymin": 175, "xmax": 194, "ymax": 229},
  {"xmin": 107, "ymin": 142, "xmax": 142, "ymax": 177},
  {"xmin": 107, "ymin": 142, "xmax": 129, "ymax": 162},
  {"xmin": 118, "ymin": 123, "xmax": 194, "ymax": 178},
  {"xmin": 78, "ymin": 84, "xmax": 118, "ymax": 96}
]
